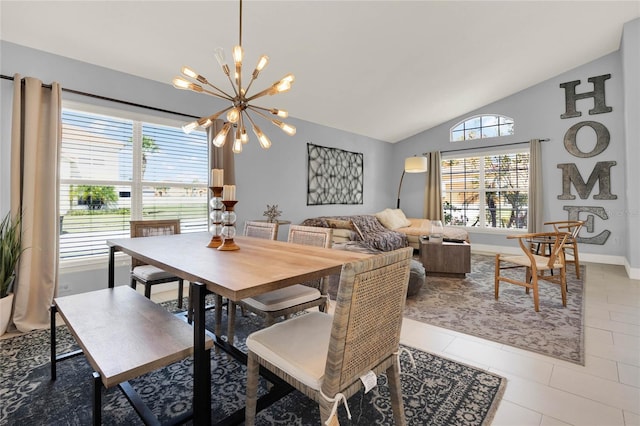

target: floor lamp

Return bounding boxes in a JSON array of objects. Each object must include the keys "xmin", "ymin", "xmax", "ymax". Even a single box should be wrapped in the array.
[{"xmin": 397, "ymin": 156, "xmax": 429, "ymax": 208}]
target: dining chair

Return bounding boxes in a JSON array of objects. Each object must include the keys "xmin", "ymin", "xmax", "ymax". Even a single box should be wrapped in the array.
[
  {"xmin": 244, "ymin": 220, "xmax": 279, "ymax": 240},
  {"xmin": 244, "ymin": 246, "xmax": 413, "ymax": 425},
  {"xmin": 129, "ymin": 219, "xmax": 185, "ymax": 308},
  {"xmin": 544, "ymin": 220, "xmax": 584, "ymax": 279},
  {"xmin": 226, "ymin": 225, "xmax": 333, "ymax": 345},
  {"xmin": 495, "ymin": 231, "xmax": 569, "ymax": 312}
]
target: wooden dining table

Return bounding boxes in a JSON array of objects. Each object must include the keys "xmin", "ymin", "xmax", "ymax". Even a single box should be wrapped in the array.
[{"xmin": 106, "ymin": 231, "xmax": 372, "ymax": 424}]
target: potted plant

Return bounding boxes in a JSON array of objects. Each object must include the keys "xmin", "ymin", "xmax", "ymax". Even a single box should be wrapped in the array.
[{"xmin": 1, "ymin": 212, "xmax": 23, "ymax": 335}]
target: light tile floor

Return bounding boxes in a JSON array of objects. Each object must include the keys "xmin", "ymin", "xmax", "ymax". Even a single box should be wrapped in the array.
[
  {"xmin": 399, "ymin": 261, "xmax": 639, "ymax": 426},
  {"xmin": 3, "ymin": 262, "xmax": 638, "ymax": 425}
]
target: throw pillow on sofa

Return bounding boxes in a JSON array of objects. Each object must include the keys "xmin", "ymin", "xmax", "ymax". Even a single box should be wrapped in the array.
[{"xmin": 375, "ymin": 208, "xmax": 411, "ymax": 230}]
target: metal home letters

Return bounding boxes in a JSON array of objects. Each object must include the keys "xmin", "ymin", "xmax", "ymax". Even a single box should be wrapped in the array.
[{"xmin": 558, "ymin": 73, "xmax": 615, "ymax": 245}]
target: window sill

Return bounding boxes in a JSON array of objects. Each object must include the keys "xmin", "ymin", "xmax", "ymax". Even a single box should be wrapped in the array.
[
  {"xmin": 450, "ymin": 225, "xmax": 528, "ymax": 236},
  {"xmin": 60, "ymin": 252, "xmax": 130, "ymax": 273}
]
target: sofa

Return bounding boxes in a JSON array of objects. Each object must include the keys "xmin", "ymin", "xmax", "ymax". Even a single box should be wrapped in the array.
[
  {"xmin": 301, "ymin": 209, "xmax": 469, "ymax": 251},
  {"xmin": 300, "ymin": 215, "xmax": 407, "ymax": 251}
]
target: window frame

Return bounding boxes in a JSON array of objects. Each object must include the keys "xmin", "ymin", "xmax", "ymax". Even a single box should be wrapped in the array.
[
  {"xmin": 450, "ymin": 114, "xmax": 514, "ymax": 142},
  {"xmin": 441, "ymin": 145, "xmax": 530, "ymax": 234},
  {"xmin": 59, "ymin": 100, "xmax": 209, "ymax": 266}
]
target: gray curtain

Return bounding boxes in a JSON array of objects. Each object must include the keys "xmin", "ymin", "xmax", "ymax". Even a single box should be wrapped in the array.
[
  {"xmin": 528, "ymin": 139, "xmax": 543, "ymax": 233},
  {"xmin": 10, "ymin": 75, "xmax": 61, "ymax": 332},
  {"xmin": 208, "ymin": 120, "xmax": 236, "ymax": 184},
  {"xmin": 423, "ymin": 151, "xmax": 442, "ymax": 220}
]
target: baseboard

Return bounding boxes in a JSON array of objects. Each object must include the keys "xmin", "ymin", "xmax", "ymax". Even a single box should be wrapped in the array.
[
  {"xmin": 624, "ymin": 260, "xmax": 640, "ymax": 280},
  {"xmin": 471, "ymin": 243, "xmax": 631, "ymax": 272}
]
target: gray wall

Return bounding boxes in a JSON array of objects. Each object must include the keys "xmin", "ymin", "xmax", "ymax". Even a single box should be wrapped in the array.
[
  {"xmin": 394, "ymin": 18, "xmax": 639, "ymax": 277},
  {"xmin": 621, "ymin": 19, "xmax": 640, "ymax": 275}
]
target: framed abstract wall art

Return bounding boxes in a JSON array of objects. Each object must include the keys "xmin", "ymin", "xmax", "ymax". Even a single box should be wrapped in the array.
[{"xmin": 307, "ymin": 143, "xmax": 363, "ymax": 205}]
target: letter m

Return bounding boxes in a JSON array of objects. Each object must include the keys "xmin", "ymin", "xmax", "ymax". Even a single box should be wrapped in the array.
[{"xmin": 557, "ymin": 161, "xmax": 617, "ymax": 200}]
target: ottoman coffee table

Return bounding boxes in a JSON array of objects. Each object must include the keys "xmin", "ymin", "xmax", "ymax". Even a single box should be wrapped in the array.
[{"xmin": 420, "ymin": 239, "xmax": 471, "ymax": 277}]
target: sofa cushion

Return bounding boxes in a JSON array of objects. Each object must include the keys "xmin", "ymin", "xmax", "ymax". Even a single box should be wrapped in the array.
[
  {"xmin": 375, "ymin": 208, "xmax": 411, "ymax": 230},
  {"xmin": 326, "ymin": 218, "xmax": 365, "ymax": 241}
]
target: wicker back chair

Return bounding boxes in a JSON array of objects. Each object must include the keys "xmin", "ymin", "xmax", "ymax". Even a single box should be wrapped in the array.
[
  {"xmin": 244, "ymin": 247, "xmax": 413, "ymax": 425},
  {"xmin": 129, "ymin": 219, "xmax": 184, "ymax": 307},
  {"xmin": 226, "ymin": 225, "xmax": 334, "ymax": 345},
  {"xmin": 287, "ymin": 224, "xmax": 333, "ymax": 292},
  {"xmin": 244, "ymin": 220, "xmax": 279, "ymax": 240},
  {"xmin": 495, "ymin": 231, "xmax": 569, "ymax": 312}
]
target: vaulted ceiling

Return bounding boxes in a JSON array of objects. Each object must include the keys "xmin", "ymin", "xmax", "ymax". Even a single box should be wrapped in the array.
[{"xmin": 1, "ymin": 1, "xmax": 638, "ymax": 142}]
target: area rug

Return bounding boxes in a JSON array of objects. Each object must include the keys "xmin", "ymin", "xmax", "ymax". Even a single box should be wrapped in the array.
[
  {"xmin": 404, "ymin": 253, "xmax": 585, "ymax": 365},
  {"xmin": 0, "ymin": 301, "xmax": 506, "ymax": 425}
]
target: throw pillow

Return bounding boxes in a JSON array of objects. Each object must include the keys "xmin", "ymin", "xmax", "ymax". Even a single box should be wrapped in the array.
[{"xmin": 375, "ymin": 208, "xmax": 411, "ymax": 230}]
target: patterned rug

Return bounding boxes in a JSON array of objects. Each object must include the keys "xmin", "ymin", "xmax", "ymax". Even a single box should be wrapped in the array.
[
  {"xmin": 0, "ymin": 300, "xmax": 506, "ymax": 425},
  {"xmin": 404, "ymin": 253, "xmax": 585, "ymax": 365}
]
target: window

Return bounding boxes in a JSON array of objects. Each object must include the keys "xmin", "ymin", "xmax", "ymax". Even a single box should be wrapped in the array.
[
  {"xmin": 60, "ymin": 106, "xmax": 209, "ymax": 260},
  {"xmin": 441, "ymin": 148, "xmax": 529, "ymax": 230},
  {"xmin": 450, "ymin": 115, "xmax": 514, "ymax": 142}
]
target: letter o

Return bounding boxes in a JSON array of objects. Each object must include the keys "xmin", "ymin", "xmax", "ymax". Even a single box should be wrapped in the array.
[{"xmin": 563, "ymin": 121, "xmax": 610, "ymax": 158}]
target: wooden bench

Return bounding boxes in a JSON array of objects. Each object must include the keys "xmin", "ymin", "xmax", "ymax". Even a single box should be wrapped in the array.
[{"xmin": 50, "ymin": 286, "xmax": 213, "ymax": 425}]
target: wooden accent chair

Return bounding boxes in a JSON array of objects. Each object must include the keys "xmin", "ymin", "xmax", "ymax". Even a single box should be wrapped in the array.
[
  {"xmin": 244, "ymin": 247, "xmax": 413, "ymax": 425},
  {"xmin": 129, "ymin": 219, "xmax": 184, "ymax": 308},
  {"xmin": 544, "ymin": 220, "xmax": 584, "ymax": 279},
  {"xmin": 495, "ymin": 232, "xmax": 569, "ymax": 312},
  {"xmin": 226, "ymin": 225, "xmax": 333, "ymax": 345}
]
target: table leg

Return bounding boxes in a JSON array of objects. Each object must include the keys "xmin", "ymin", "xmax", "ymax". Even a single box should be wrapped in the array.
[
  {"xmin": 192, "ymin": 282, "xmax": 211, "ymax": 424},
  {"xmin": 108, "ymin": 246, "xmax": 115, "ymax": 288}
]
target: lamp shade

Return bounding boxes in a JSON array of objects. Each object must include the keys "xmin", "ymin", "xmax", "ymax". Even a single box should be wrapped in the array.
[{"xmin": 404, "ymin": 156, "xmax": 428, "ymax": 173}]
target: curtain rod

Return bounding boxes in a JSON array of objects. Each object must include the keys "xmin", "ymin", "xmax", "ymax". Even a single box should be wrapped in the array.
[
  {"xmin": 432, "ymin": 138, "xmax": 550, "ymax": 155},
  {"xmin": 1, "ymin": 74, "xmax": 200, "ymax": 120}
]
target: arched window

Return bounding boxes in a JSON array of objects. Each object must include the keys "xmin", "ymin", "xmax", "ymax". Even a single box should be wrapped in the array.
[{"xmin": 450, "ymin": 114, "xmax": 514, "ymax": 142}]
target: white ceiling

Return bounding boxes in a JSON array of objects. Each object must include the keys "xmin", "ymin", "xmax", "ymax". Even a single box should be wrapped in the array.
[{"xmin": 1, "ymin": 1, "xmax": 638, "ymax": 142}]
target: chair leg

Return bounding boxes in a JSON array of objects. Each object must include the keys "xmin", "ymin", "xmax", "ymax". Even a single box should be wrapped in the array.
[
  {"xmin": 245, "ymin": 352, "xmax": 260, "ymax": 426},
  {"xmin": 177, "ymin": 279, "xmax": 184, "ymax": 309},
  {"xmin": 130, "ymin": 278, "xmax": 137, "ymax": 290},
  {"xmin": 215, "ymin": 295, "xmax": 223, "ymax": 341},
  {"xmin": 227, "ymin": 301, "xmax": 236, "ymax": 345},
  {"xmin": 560, "ymin": 267, "xmax": 568, "ymax": 307},
  {"xmin": 573, "ymin": 246, "xmax": 581, "ymax": 279},
  {"xmin": 532, "ymin": 273, "xmax": 540, "ymax": 312},
  {"xmin": 144, "ymin": 283, "xmax": 152, "ymax": 299},
  {"xmin": 318, "ymin": 393, "xmax": 334, "ymax": 425},
  {"xmin": 264, "ymin": 316, "xmax": 276, "ymax": 328},
  {"xmin": 494, "ymin": 255, "xmax": 500, "ymax": 300},
  {"xmin": 387, "ymin": 359, "xmax": 407, "ymax": 426}
]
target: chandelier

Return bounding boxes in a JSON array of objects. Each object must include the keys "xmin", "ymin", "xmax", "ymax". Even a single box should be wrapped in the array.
[{"xmin": 172, "ymin": 0, "xmax": 295, "ymax": 153}]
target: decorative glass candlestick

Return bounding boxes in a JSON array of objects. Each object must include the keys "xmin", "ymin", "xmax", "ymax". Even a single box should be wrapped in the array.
[
  {"xmin": 207, "ymin": 186, "xmax": 224, "ymax": 248},
  {"xmin": 218, "ymin": 200, "xmax": 239, "ymax": 251}
]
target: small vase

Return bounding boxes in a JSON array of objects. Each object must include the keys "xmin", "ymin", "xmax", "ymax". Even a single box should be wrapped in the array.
[{"xmin": 0, "ymin": 293, "xmax": 14, "ymax": 336}]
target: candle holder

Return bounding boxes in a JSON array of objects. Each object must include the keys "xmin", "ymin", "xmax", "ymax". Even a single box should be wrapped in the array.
[
  {"xmin": 207, "ymin": 186, "xmax": 224, "ymax": 248},
  {"xmin": 218, "ymin": 200, "xmax": 239, "ymax": 251}
]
